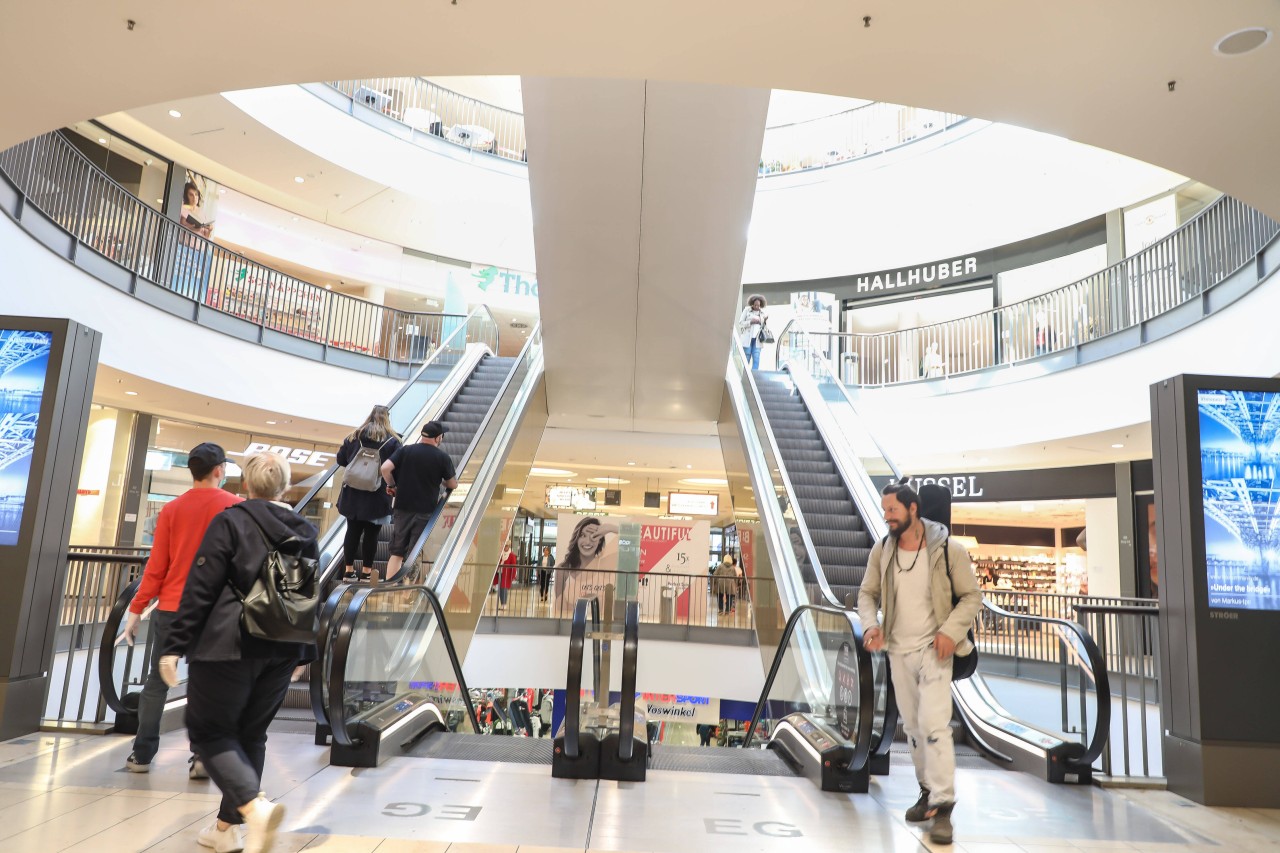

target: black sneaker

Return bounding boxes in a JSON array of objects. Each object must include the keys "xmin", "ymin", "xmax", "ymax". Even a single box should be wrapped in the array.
[
  {"xmin": 928, "ymin": 802, "xmax": 955, "ymax": 845},
  {"xmin": 188, "ymin": 754, "xmax": 209, "ymax": 780},
  {"xmin": 124, "ymin": 753, "xmax": 150, "ymax": 773},
  {"xmin": 904, "ymin": 786, "xmax": 931, "ymax": 822}
]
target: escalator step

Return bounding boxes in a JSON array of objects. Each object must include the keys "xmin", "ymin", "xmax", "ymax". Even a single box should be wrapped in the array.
[
  {"xmin": 794, "ymin": 484, "xmax": 851, "ymax": 502},
  {"xmin": 806, "ymin": 512, "xmax": 866, "ymax": 533}
]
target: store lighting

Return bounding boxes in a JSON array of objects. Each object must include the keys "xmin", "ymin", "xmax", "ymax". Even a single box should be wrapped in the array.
[
  {"xmin": 1111, "ymin": 443, "xmax": 1124, "ymax": 448},
  {"xmin": 530, "ymin": 467, "xmax": 576, "ymax": 477},
  {"xmin": 294, "ymin": 176, "xmax": 305, "ymax": 184},
  {"xmin": 627, "ymin": 461, "xmax": 636, "ymax": 466},
  {"xmin": 266, "ymin": 420, "xmax": 277, "ymax": 425},
  {"xmin": 97, "ymin": 137, "xmax": 107, "ymax": 145},
  {"xmin": 953, "ymin": 535, "xmax": 980, "ymax": 550},
  {"xmin": 168, "ymin": 109, "xmax": 182, "ymax": 118},
  {"xmin": 124, "ymin": 391, "xmax": 138, "ymax": 396}
]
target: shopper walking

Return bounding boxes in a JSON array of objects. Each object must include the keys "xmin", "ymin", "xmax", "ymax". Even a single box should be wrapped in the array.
[
  {"xmin": 120, "ymin": 442, "xmax": 241, "ymax": 779},
  {"xmin": 497, "ymin": 542, "xmax": 518, "ymax": 610},
  {"xmin": 858, "ymin": 482, "xmax": 983, "ymax": 846},
  {"xmin": 537, "ymin": 545, "xmax": 554, "ymax": 601},
  {"xmin": 737, "ymin": 294, "xmax": 768, "ymax": 370},
  {"xmin": 714, "ymin": 555, "xmax": 738, "ymax": 614},
  {"xmin": 335, "ymin": 405, "xmax": 401, "ymax": 581},
  {"xmin": 159, "ymin": 452, "xmax": 319, "ymax": 853},
  {"xmin": 380, "ymin": 420, "xmax": 458, "ymax": 583}
]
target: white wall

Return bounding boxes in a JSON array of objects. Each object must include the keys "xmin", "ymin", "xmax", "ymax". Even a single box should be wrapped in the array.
[
  {"xmin": 1084, "ymin": 498, "xmax": 1122, "ymax": 597},
  {"xmin": 0, "ymin": 212, "xmax": 400, "ymax": 426},
  {"xmin": 998, "ymin": 245, "xmax": 1109, "ymax": 305},
  {"xmin": 743, "ymin": 123, "xmax": 1186, "ymax": 283},
  {"xmin": 464, "ymin": 633, "xmax": 767, "ymax": 702}
]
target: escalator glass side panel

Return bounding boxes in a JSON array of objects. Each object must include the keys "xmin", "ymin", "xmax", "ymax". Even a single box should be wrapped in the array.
[{"xmin": 334, "ymin": 585, "xmax": 478, "ymax": 747}]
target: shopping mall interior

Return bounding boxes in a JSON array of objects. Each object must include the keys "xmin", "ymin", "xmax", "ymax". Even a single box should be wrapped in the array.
[{"xmin": 1, "ymin": 3, "xmax": 1280, "ymax": 852}]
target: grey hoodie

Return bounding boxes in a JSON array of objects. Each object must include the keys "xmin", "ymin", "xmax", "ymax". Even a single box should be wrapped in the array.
[{"xmin": 856, "ymin": 518, "xmax": 983, "ymax": 656}]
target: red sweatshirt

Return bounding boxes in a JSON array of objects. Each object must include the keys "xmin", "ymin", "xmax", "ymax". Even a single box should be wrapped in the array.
[{"xmin": 129, "ymin": 487, "xmax": 243, "ymax": 614}]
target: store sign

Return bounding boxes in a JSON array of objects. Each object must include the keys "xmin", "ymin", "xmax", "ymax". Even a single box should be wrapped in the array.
[
  {"xmin": 668, "ymin": 492, "xmax": 719, "ymax": 516},
  {"xmin": 641, "ymin": 693, "xmax": 719, "ymax": 724},
  {"xmin": 237, "ymin": 443, "xmax": 335, "ymax": 468},
  {"xmin": 849, "ymin": 253, "xmax": 989, "ymax": 301},
  {"xmin": 873, "ymin": 464, "xmax": 1120, "ymax": 502},
  {"xmin": 904, "ymin": 474, "xmax": 986, "ymax": 498}
]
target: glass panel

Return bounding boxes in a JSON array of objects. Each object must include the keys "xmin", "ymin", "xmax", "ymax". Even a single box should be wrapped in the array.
[{"xmin": 339, "ymin": 587, "xmax": 474, "ymax": 735}]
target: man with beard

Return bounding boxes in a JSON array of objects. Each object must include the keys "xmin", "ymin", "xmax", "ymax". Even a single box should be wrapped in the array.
[{"xmin": 857, "ymin": 482, "xmax": 982, "ymax": 846}]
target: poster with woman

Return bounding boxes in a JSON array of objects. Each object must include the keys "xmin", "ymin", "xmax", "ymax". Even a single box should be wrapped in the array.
[{"xmin": 171, "ymin": 169, "xmax": 219, "ymax": 304}]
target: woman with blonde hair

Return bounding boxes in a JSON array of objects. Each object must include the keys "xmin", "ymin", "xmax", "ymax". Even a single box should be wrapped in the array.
[
  {"xmin": 159, "ymin": 452, "xmax": 318, "ymax": 853},
  {"xmin": 336, "ymin": 405, "xmax": 402, "ymax": 580}
]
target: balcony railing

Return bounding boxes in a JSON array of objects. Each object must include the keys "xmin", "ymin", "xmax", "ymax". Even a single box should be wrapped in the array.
[
  {"xmin": 0, "ymin": 131, "xmax": 495, "ymax": 365},
  {"xmin": 759, "ymin": 101, "xmax": 969, "ymax": 176},
  {"xmin": 326, "ymin": 78, "xmax": 527, "ymax": 163},
  {"xmin": 777, "ymin": 194, "xmax": 1280, "ymax": 386}
]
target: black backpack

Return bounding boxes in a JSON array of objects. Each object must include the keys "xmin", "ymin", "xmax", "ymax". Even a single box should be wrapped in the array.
[{"xmin": 226, "ymin": 505, "xmax": 319, "ymax": 644}]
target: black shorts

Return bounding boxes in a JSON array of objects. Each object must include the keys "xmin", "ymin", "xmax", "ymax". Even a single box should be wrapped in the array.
[{"xmin": 390, "ymin": 509, "xmax": 434, "ymax": 558}]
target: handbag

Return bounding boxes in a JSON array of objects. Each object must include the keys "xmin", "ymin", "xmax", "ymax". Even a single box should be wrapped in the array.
[
  {"xmin": 943, "ymin": 540, "xmax": 979, "ymax": 681},
  {"xmin": 757, "ymin": 318, "xmax": 775, "ymax": 344},
  {"xmin": 226, "ymin": 505, "xmax": 319, "ymax": 644}
]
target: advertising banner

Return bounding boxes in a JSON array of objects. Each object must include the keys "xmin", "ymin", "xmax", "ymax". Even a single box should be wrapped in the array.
[
  {"xmin": 640, "ymin": 693, "xmax": 719, "ymax": 725},
  {"xmin": 0, "ymin": 330, "xmax": 52, "ymax": 547}
]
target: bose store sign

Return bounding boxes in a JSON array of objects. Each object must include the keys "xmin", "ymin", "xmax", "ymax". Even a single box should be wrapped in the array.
[{"xmin": 236, "ymin": 442, "xmax": 335, "ymax": 468}]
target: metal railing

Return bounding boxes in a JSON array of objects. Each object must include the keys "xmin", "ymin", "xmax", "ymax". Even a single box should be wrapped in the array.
[
  {"xmin": 44, "ymin": 551, "xmax": 148, "ymax": 729},
  {"xmin": 479, "ymin": 566, "xmax": 754, "ymax": 630},
  {"xmin": 776, "ymin": 194, "xmax": 1280, "ymax": 386},
  {"xmin": 0, "ymin": 130, "xmax": 477, "ymax": 363},
  {"xmin": 759, "ymin": 102, "xmax": 968, "ymax": 176},
  {"xmin": 326, "ymin": 78, "xmax": 527, "ymax": 162}
]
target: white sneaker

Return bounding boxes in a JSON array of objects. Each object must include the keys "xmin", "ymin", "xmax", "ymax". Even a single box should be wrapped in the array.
[
  {"xmin": 197, "ymin": 821, "xmax": 244, "ymax": 852},
  {"xmin": 242, "ymin": 793, "xmax": 285, "ymax": 853}
]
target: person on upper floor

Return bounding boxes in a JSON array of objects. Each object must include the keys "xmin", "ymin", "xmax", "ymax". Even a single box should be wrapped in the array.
[
  {"xmin": 335, "ymin": 405, "xmax": 402, "ymax": 581},
  {"xmin": 737, "ymin": 294, "xmax": 768, "ymax": 370}
]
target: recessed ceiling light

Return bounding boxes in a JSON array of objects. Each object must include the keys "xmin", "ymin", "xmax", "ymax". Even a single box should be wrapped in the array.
[
  {"xmin": 627, "ymin": 461, "xmax": 636, "ymax": 466},
  {"xmin": 1111, "ymin": 443, "xmax": 1124, "ymax": 449},
  {"xmin": 530, "ymin": 467, "xmax": 576, "ymax": 477},
  {"xmin": 294, "ymin": 176, "xmax": 305, "ymax": 184},
  {"xmin": 266, "ymin": 420, "xmax": 277, "ymax": 425},
  {"xmin": 686, "ymin": 464, "xmax": 693, "ymax": 469},
  {"xmin": 680, "ymin": 477, "xmax": 728, "ymax": 487},
  {"xmin": 168, "ymin": 109, "xmax": 182, "ymax": 118},
  {"xmin": 1215, "ymin": 27, "xmax": 1271, "ymax": 57},
  {"xmin": 155, "ymin": 198, "xmax": 163, "ymax": 204},
  {"xmin": 587, "ymin": 478, "xmax": 630, "ymax": 485},
  {"xmin": 124, "ymin": 390, "xmax": 138, "ymax": 396},
  {"xmin": 291, "ymin": 216, "xmax": 299, "ymax": 222},
  {"xmin": 217, "ymin": 188, "xmax": 226, "ymax": 195}
]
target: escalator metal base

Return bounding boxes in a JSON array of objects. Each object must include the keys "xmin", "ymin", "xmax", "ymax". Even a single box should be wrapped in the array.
[{"xmin": 552, "ymin": 733, "xmax": 601, "ymax": 779}]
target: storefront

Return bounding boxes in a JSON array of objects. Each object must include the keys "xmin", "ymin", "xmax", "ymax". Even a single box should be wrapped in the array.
[
  {"xmin": 71, "ymin": 405, "xmax": 342, "ymax": 548},
  {"xmin": 877, "ymin": 462, "xmax": 1154, "ymax": 598}
]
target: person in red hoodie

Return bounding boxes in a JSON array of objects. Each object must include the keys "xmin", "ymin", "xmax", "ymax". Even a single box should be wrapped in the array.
[
  {"xmin": 119, "ymin": 442, "xmax": 242, "ymax": 777},
  {"xmin": 497, "ymin": 543, "xmax": 518, "ymax": 611}
]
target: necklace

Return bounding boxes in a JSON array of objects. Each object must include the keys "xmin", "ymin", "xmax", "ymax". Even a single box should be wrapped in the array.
[{"xmin": 894, "ymin": 524, "xmax": 924, "ymax": 573}]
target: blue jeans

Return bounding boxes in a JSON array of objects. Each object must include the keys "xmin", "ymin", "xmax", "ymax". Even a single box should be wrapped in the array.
[{"xmin": 744, "ymin": 338, "xmax": 761, "ymax": 370}]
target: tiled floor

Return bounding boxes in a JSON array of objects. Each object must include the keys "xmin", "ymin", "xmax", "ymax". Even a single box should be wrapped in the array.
[{"xmin": 1, "ymin": 727, "xmax": 1278, "ymax": 852}]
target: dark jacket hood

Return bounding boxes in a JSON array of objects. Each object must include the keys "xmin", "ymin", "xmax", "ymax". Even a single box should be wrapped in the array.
[{"xmin": 233, "ymin": 499, "xmax": 318, "ymax": 548}]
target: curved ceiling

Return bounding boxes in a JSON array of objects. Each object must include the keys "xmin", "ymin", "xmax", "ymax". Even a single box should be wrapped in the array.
[{"xmin": 3, "ymin": 3, "xmax": 1279, "ymax": 218}]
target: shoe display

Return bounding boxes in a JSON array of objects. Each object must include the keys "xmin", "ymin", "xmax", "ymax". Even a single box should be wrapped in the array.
[
  {"xmin": 904, "ymin": 785, "xmax": 931, "ymax": 822},
  {"xmin": 242, "ymin": 793, "xmax": 285, "ymax": 853},
  {"xmin": 124, "ymin": 753, "xmax": 150, "ymax": 773},
  {"xmin": 197, "ymin": 821, "xmax": 244, "ymax": 852},
  {"xmin": 189, "ymin": 754, "xmax": 209, "ymax": 780},
  {"xmin": 928, "ymin": 802, "xmax": 955, "ymax": 845}
]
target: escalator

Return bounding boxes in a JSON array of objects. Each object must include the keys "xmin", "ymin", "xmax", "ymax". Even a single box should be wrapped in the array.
[
  {"xmin": 94, "ymin": 307, "xmax": 514, "ymax": 732},
  {"xmin": 760, "ymin": 347, "xmax": 1116, "ymax": 785}
]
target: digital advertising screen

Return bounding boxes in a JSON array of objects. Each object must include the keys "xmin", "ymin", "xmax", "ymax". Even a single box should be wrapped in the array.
[
  {"xmin": 1198, "ymin": 389, "xmax": 1280, "ymax": 611},
  {"xmin": 0, "ymin": 330, "xmax": 53, "ymax": 546}
]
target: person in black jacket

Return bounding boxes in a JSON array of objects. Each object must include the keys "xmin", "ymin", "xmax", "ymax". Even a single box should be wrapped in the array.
[
  {"xmin": 158, "ymin": 452, "xmax": 318, "ymax": 853},
  {"xmin": 335, "ymin": 405, "xmax": 402, "ymax": 580}
]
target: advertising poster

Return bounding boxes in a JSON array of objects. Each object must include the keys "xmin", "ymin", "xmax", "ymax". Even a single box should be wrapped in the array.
[
  {"xmin": 1198, "ymin": 389, "xmax": 1280, "ymax": 610},
  {"xmin": 554, "ymin": 514, "xmax": 710, "ymax": 616},
  {"xmin": 172, "ymin": 169, "xmax": 218, "ymax": 302},
  {"xmin": 0, "ymin": 330, "xmax": 53, "ymax": 546}
]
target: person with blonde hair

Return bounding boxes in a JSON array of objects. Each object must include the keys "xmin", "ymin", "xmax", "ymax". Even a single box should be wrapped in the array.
[
  {"xmin": 159, "ymin": 452, "xmax": 318, "ymax": 853},
  {"xmin": 336, "ymin": 404, "xmax": 402, "ymax": 580}
]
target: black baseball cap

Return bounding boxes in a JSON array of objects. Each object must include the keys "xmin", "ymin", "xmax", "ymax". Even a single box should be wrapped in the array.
[
  {"xmin": 187, "ymin": 442, "xmax": 226, "ymax": 470},
  {"xmin": 422, "ymin": 421, "xmax": 448, "ymax": 438}
]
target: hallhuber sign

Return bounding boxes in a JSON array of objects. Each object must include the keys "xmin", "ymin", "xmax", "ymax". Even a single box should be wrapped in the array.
[{"xmin": 849, "ymin": 253, "xmax": 990, "ymax": 301}]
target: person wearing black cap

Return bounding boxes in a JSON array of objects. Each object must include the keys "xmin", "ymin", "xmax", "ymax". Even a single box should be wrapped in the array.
[
  {"xmin": 118, "ymin": 442, "xmax": 242, "ymax": 778},
  {"xmin": 379, "ymin": 420, "xmax": 458, "ymax": 582}
]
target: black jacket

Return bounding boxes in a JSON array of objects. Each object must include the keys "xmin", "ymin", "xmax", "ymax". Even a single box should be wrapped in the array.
[
  {"xmin": 335, "ymin": 431, "xmax": 401, "ymax": 522},
  {"xmin": 164, "ymin": 499, "xmax": 319, "ymax": 663}
]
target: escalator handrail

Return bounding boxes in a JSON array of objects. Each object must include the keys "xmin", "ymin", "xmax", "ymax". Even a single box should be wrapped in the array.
[
  {"xmin": 743, "ymin": 602, "xmax": 879, "ymax": 774},
  {"xmin": 309, "ymin": 584, "xmax": 361, "ymax": 726},
  {"xmin": 564, "ymin": 597, "xmax": 590, "ymax": 759},
  {"xmin": 730, "ymin": 342, "xmax": 843, "ymax": 610},
  {"xmin": 293, "ymin": 304, "xmax": 493, "ymax": 514},
  {"xmin": 95, "ymin": 570, "xmax": 147, "ymax": 716},
  {"xmin": 979, "ymin": 597, "xmax": 1112, "ymax": 768},
  {"xmin": 616, "ymin": 599, "xmax": 640, "ymax": 762},
  {"xmin": 327, "ymin": 582, "xmax": 480, "ymax": 748}
]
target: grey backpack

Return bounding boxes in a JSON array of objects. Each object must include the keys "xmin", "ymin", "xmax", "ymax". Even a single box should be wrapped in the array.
[{"xmin": 344, "ymin": 437, "xmax": 390, "ymax": 491}]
